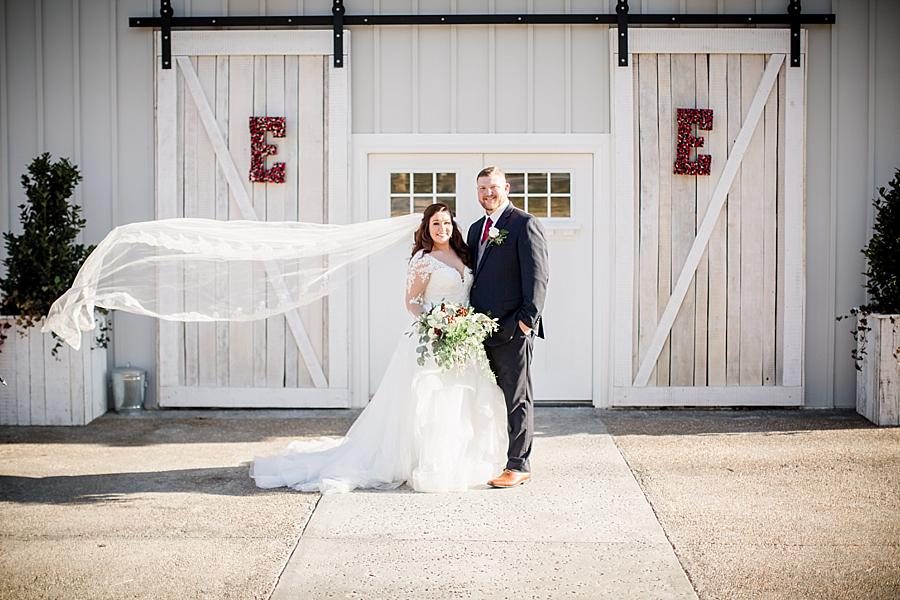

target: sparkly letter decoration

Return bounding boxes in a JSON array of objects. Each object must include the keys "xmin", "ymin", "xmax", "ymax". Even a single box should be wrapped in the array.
[
  {"xmin": 673, "ymin": 108, "xmax": 713, "ymax": 176},
  {"xmin": 249, "ymin": 117, "xmax": 286, "ymax": 183}
]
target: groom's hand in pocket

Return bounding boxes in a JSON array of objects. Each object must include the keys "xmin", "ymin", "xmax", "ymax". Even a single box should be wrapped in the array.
[{"xmin": 518, "ymin": 320, "xmax": 532, "ymax": 336}]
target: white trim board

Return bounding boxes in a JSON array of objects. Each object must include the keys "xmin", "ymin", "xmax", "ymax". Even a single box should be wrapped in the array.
[
  {"xmin": 159, "ymin": 386, "xmax": 349, "ymax": 408},
  {"xmin": 352, "ymin": 133, "xmax": 607, "ymax": 155},
  {"xmin": 613, "ymin": 386, "xmax": 804, "ymax": 407},
  {"xmin": 628, "ymin": 29, "xmax": 807, "ymax": 55},
  {"xmin": 163, "ymin": 30, "xmax": 335, "ymax": 57}
]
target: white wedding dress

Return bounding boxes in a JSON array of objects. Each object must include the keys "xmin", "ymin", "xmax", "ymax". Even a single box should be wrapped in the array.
[{"xmin": 249, "ymin": 251, "xmax": 508, "ymax": 493}]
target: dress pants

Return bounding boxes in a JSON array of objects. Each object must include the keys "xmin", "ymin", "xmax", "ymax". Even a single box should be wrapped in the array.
[{"xmin": 485, "ymin": 332, "xmax": 534, "ymax": 472}]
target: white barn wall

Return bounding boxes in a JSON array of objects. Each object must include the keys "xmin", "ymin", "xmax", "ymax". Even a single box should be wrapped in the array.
[
  {"xmin": 872, "ymin": 2, "xmax": 900, "ymax": 202},
  {"xmin": 0, "ymin": 0, "xmax": 897, "ymax": 408}
]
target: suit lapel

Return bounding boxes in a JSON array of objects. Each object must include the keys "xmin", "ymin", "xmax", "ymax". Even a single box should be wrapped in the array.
[{"xmin": 474, "ymin": 204, "xmax": 514, "ymax": 280}]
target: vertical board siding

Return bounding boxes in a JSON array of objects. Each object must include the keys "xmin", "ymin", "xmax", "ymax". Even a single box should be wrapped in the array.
[
  {"xmin": 693, "ymin": 54, "xmax": 710, "ymax": 386},
  {"xmin": 417, "ymin": 26, "xmax": 452, "ymax": 133},
  {"xmin": 632, "ymin": 49, "xmax": 788, "ymax": 390},
  {"xmin": 170, "ymin": 52, "xmax": 329, "ymax": 393},
  {"xmin": 5, "ymin": 0, "xmax": 39, "ymax": 233},
  {"xmin": 706, "ymin": 54, "xmax": 727, "ymax": 386},
  {"xmin": 637, "ymin": 54, "xmax": 660, "ymax": 386},
  {"xmin": 571, "ymin": 24, "xmax": 609, "ymax": 132},
  {"xmin": 214, "ymin": 55, "xmax": 231, "ymax": 387},
  {"xmin": 656, "ymin": 53, "xmax": 673, "ymax": 385},
  {"xmin": 0, "ymin": 318, "xmax": 107, "ymax": 426},
  {"xmin": 0, "ymin": 0, "xmax": 8, "ymax": 265},
  {"xmin": 265, "ymin": 54, "xmax": 287, "ymax": 388},
  {"xmin": 0, "ymin": 326, "xmax": 16, "ymax": 424},
  {"xmin": 78, "ymin": 0, "xmax": 115, "ymax": 239},
  {"xmin": 738, "ymin": 54, "xmax": 764, "ymax": 386},
  {"xmin": 875, "ymin": 318, "xmax": 899, "ymax": 426},
  {"xmin": 367, "ymin": 20, "xmax": 607, "ymax": 134},
  {"xmin": 725, "ymin": 53, "xmax": 742, "ymax": 385},
  {"xmin": 28, "ymin": 327, "xmax": 45, "ymax": 425},
  {"xmin": 42, "ymin": 0, "xmax": 75, "ymax": 160},
  {"xmin": 283, "ymin": 54, "xmax": 300, "ymax": 388},
  {"xmin": 533, "ymin": 25, "xmax": 567, "ymax": 133},
  {"xmin": 196, "ymin": 55, "xmax": 218, "ymax": 387},
  {"xmin": 251, "ymin": 55, "xmax": 268, "ymax": 387},
  {"xmin": 762, "ymin": 57, "xmax": 778, "ymax": 385},
  {"xmin": 0, "ymin": 2, "xmax": 894, "ymax": 410},
  {"xmin": 378, "ymin": 26, "xmax": 414, "ymax": 133},
  {"xmin": 668, "ymin": 53, "xmax": 696, "ymax": 386},
  {"xmin": 226, "ymin": 55, "xmax": 254, "ymax": 387},
  {"xmin": 494, "ymin": 26, "xmax": 529, "ymax": 132},
  {"xmin": 775, "ymin": 65, "xmax": 786, "ymax": 386},
  {"xmin": 297, "ymin": 55, "xmax": 327, "ymax": 387},
  {"xmin": 183, "ymin": 56, "xmax": 200, "ymax": 388},
  {"xmin": 631, "ymin": 56, "xmax": 641, "ymax": 377},
  {"xmin": 454, "ymin": 26, "xmax": 491, "ymax": 133}
]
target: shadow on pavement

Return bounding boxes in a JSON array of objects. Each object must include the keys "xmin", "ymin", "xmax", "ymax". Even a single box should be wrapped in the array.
[
  {"xmin": 0, "ymin": 466, "xmax": 278, "ymax": 504},
  {"xmin": 599, "ymin": 408, "xmax": 877, "ymax": 436},
  {"xmin": 0, "ymin": 412, "xmax": 355, "ymax": 446}
]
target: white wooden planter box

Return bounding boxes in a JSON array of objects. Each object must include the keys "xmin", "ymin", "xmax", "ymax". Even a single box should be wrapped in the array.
[
  {"xmin": 0, "ymin": 316, "xmax": 108, "ymax": 426},
  {"xmin": 857, "ymin": 314, "xmax": 900, "ymax": 427}
]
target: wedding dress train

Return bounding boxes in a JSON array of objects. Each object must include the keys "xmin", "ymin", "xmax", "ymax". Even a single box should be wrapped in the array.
[{"xmin": 249, "ymin": 251, "xmax": 508, "ymax": 493}]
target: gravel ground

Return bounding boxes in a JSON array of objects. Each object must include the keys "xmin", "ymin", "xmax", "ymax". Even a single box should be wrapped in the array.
[{"xmin": 601, "ymin": 409, "xmax": 900, "ymax": 600}]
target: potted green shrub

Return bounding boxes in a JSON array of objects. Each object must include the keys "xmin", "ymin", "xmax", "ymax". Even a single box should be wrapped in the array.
[
  {"xmin": 0, "ymin": 153, "xmax": 109, "ymax": 426},
  {"xmin": 839, "ymin": 169, "xmax": 899, "ymax": 426}
]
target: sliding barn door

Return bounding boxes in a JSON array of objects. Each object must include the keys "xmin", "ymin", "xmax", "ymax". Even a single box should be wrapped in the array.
[
  {"xmin": 154, "ymin": 31, "xmax": 350, "ymax": 407},
  {"xmin": 611, "ymin": 29, "xmax": 806, "ymax": 406}
]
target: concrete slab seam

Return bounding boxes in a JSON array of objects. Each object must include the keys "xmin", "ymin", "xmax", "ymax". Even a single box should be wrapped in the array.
[
  {"xmin": 267, "ymin": 493, "xmax": 322, "ymax": 600},
  {"xmin": 602, "ymin": 418, "xmax": 701, "ymax": 598}
]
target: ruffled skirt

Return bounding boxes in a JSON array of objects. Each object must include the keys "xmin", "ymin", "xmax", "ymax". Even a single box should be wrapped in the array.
[{"xmin": 250, "ymin": 334, "xmax": 508, "ymax": 493}]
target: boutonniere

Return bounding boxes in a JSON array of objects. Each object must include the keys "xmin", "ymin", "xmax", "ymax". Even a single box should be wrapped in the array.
[{"xmin": 487, "ymin": 226, "xmax": 509, "ymax": 247}]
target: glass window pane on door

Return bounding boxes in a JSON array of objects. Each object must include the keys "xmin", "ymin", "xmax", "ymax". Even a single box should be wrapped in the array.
[
  {"xmin": 413, "ymin": 173, "xmax": 433, "ymax": 194},
  {"xmin": 391, "ymin": 173, "xmax": 410, "ymax": 194},
  {"xmin": 504, "ymin": 172, "xmax": 573, "ymax": 220},
  {"xmin": 507, "ymin": 173, "xmax": 525, "ymax": 194},
  {"xmin": 550, "ymin": 196, "xmax": 571, "ymax": 218},
  {"xmin": 390, "ymin": 196, "xmax": 409, "ymax": 217},
  {"xmin": 527, "ymin": 173, "xmax": 548, "ymax": 194},
  {"xmin": 390, "ymin": 171, "xmax": 458, "ymax": 216},
  {"xmin": 550, "ymin": 173, "xmax": 571, "ymax": 194},
  {"xmin": 436, "ymin": 172, "xmax": 455, "ymax": 194}
]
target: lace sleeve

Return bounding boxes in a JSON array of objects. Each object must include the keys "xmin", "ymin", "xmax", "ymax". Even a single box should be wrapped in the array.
[{"xmin": 405, "ymin": 251, "xmax": 435, "ymax": 317}]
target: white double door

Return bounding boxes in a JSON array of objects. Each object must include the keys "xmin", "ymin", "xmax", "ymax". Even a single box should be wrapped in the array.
[{"xmin": 367, "ymin": 153, "xmax": 594, "ymax": 404}]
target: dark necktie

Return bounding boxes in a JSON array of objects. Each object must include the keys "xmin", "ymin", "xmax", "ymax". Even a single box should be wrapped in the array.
[{"xmin": 480, "ymin": 217, "xmax": 494, "ymax": 244}]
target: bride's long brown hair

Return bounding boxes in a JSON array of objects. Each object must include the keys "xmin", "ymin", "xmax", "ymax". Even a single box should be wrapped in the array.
[{"xmin": 411, "ymin": 203, "xmax": 472, "ymax": 268}]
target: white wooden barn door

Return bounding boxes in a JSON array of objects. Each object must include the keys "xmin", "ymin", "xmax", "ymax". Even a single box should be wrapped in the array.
[
  {"xmin": 611, "ymin": 29, "xmax": 806, "ymax": 407},
  {"xmin": 154, "ymin": 31, "xmax": 350, "ymax": 408}
]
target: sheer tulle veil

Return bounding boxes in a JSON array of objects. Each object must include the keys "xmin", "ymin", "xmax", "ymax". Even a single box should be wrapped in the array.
[{"xmin": 42, "ymin": 214, "xmax": 421, "ymax": 349}]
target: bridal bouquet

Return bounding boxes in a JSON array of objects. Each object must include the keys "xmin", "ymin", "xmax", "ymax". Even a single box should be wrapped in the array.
[{"xmin": 410, "ymin": 302, "xmax": 498, "ymax": 374}]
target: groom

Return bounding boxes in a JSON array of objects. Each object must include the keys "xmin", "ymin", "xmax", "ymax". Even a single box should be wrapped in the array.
[{"xmin": 467, "ymin": 166, "xmax": 549, "ymax": 488}]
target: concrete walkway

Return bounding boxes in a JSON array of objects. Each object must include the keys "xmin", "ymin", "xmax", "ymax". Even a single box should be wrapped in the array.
[
  {"xmin": 271, "ymin": 409, "xmax": 695, "ymax": 599},
  {"xmin": 1, "ymin": 407, "xmax": 897, "ymax": 599}
]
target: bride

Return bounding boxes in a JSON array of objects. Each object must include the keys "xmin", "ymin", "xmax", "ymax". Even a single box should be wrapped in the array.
[{"xmin": 249, "ymin": 203, "xmax": 508, "ymax": 493}]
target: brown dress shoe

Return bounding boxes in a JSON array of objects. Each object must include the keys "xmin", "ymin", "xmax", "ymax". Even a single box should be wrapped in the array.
[{"xmin": 488, "ymin": 469, "xmax": 532, "ymax": 488}]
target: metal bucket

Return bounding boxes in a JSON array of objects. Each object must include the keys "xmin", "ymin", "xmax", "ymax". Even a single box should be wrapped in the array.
[{"xmin": 110, "ymin": 366, "xmax": 147, "ymax": 413}]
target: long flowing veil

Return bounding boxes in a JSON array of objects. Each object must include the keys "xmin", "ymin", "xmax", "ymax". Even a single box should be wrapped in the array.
[{"xmin": 42, "ymin": 214, "xmax": 420, "ymax": 349}]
